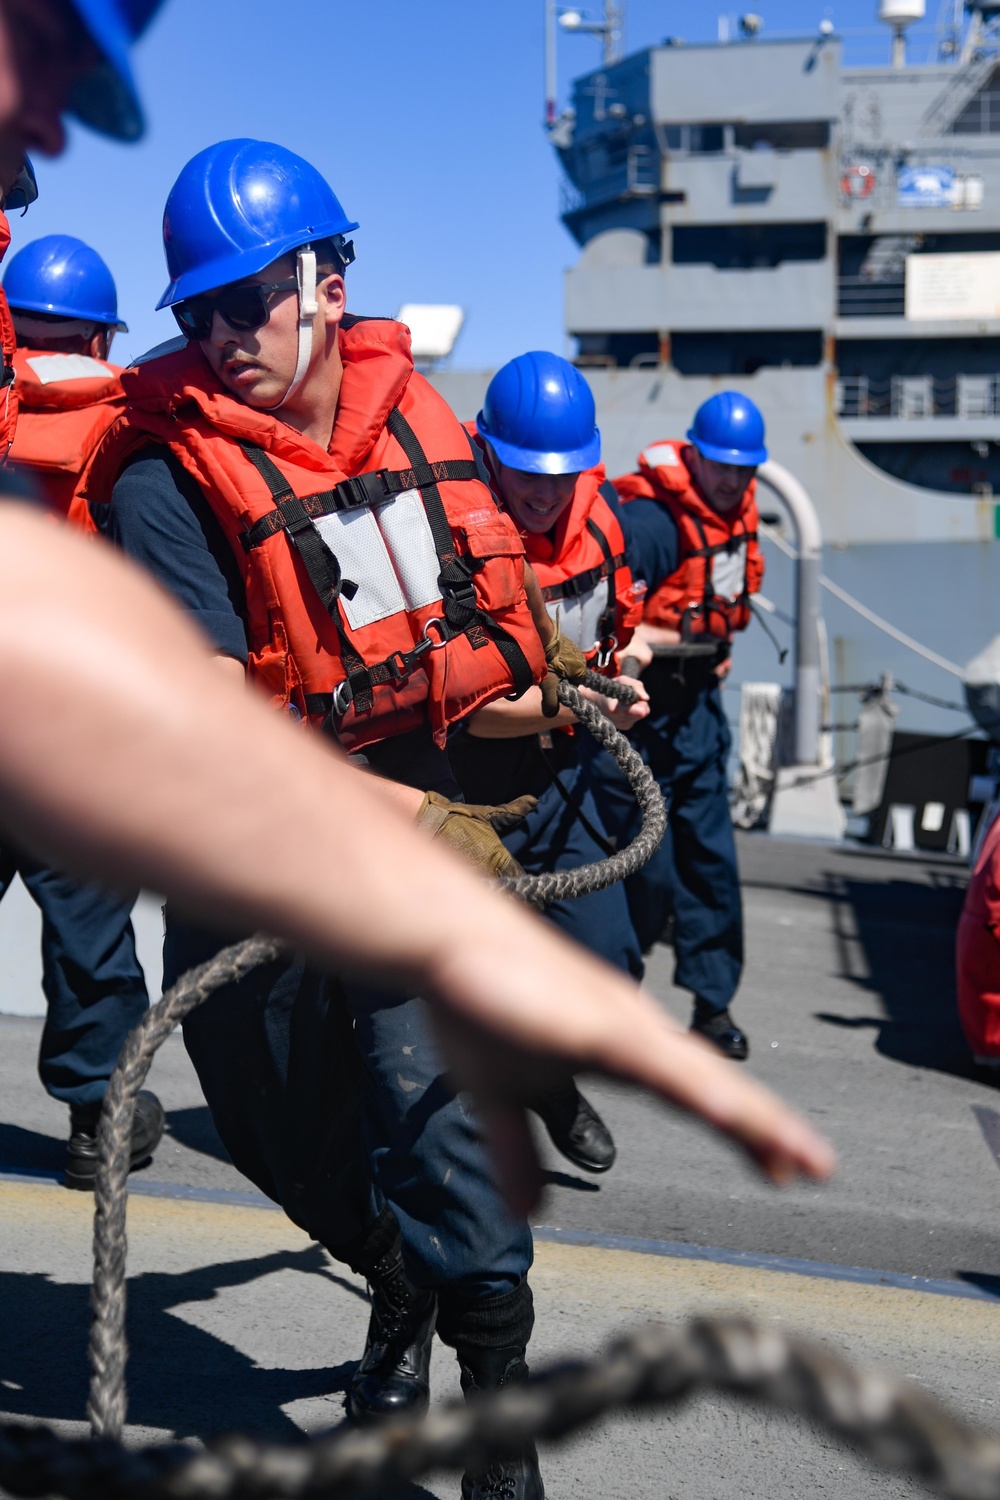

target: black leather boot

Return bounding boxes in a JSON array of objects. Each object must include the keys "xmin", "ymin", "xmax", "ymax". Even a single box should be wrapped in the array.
[
  {"xmin": 65, "ymin": 1089, "xmax": 165, "ymax": 1191},
  {"xmin": 532, "ymin": 1079, "xmax": 616, "ymax": 1173},
  {"xmin": 691, "ymin": 998, "xmax": 749, "ymax": 1061},
  {"xmin": 348, "ymin": 1242, "xmax": 437, "ymax": 1424},
  {"xmin": 458, "ymin": 1347, "xmax": 544, "ymax": 1500}
]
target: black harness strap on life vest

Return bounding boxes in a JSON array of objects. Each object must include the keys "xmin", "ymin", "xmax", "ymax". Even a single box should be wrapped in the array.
[
  {"xmin": 385, "ymin": 406, "xmax": 535, "ymax": 702},
  {"xmin": 238, "ymin": 412, "xmax": 535, "ymax": 725},
  {"xmin": 237, "ymin": 441, "xmax": 359, "ymax": 614},
  {"xmin": 585, "ymin": 516, "xmax": 621, "ymax": 647},
  {"xmin": 237, "ymin": 440, "xmax": 375, "ymax": 713},
  {"xmin": 539, "ymin": 518, "xmax": 624, "ymax": 659},
  {"xmin": 684, "ymin": 511, "xmax": 753, "ymax": 636},
  {"xmin": 239, "ymin": 458, "xmax": 480, "ymax": 551}
]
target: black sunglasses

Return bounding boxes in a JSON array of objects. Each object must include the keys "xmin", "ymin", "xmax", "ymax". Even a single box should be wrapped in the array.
[{"xmin": 172, "ymin": 277, "xmax": 299, "ymax": 342}]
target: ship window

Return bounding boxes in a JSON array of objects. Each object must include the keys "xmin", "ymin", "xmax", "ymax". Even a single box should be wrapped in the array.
[
  {"xmin": 671, "ymin": 330, "xmax": 823, "ymax": 375},
  {"xmin": 855, "ymin": 441, "xmax": 1000, "ymax": 496},
  {"xmin": 732, "ymin": 121, "xmax": 830, "ymax": 150},
  {"xmin": 661, "ymin": 124, "xmax": 725, "ymax": 153},
  {"xmin": 575, "ymin": 332, "xmax": 661, "ymax": 369},
  {"xmin": 951, "ymin": 66, "xmax": 1000, "ymax": 134},
  {"xmin": 672, "ymin": 222, "xmax": 826, "ymax": 268}
]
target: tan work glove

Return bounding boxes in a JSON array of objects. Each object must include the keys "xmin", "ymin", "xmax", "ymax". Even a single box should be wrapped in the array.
[
  {"xmin": 540, "ymin": 630, "xmax": 590, "ymax": 717},
  {"xmin": 417, "ymin": 792, "xmax": 537, "ymax": 879}
]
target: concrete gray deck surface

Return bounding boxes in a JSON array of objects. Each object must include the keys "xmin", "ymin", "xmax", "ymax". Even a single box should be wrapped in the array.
[{"xmin": 2, "ymin": 833, "xmax": 999, "ymax": 1498}]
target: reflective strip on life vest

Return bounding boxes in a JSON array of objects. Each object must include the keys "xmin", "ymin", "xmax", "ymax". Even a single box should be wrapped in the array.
[
  {"xmin": 26, "ymin": 353, "xmax": 115, "ymax": 386},
  {"xmin": 540, "ymin": 518, "xmax": 626, "ymax": 654},
  {"xmin": 711, "ymin": 537, "xmax": 748, "ymax": 601},
  {"xmin": 641, "ymin": 442, "xmax": 680, "ymax": 470},
  {"xmin": 314, "ymin": 489, "xmax": 443, "ymax": 630}
]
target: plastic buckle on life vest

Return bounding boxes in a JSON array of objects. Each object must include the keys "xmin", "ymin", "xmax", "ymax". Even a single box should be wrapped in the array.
[
  {"xmin": 334, "ymin": 472, "xmax": 388, "ymax": 512},
  {"xmin": 595, "ymin": 634, "xmax": 618, "ymax": 671}
]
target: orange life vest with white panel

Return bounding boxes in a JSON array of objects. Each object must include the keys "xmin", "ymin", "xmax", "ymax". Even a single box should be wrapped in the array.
[
  {"xmin": 8, "ymin": 347, "xmax": 124, "ymax": 526},
  {"xmin": 615, "ymin": 439, "xmax": 763, "ymax": 641},
  {"xmin": 93, "ymin": 318, "xmax": 545, "ymax": 752},
  {"xmin": 0, "ymin": 214, "xmax": 19, "ymax": 457},
  {"xmin": 520, "ymin": 467, "xmax": 642, "ymax": 670},
  {"xmin": 467, "ymin": 428, "xmax": 642, "ymax": 670}
]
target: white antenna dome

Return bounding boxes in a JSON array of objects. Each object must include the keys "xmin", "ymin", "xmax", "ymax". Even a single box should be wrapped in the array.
[{"xmin": 878, "ymin": 0, "xmax": 925, "ymax": 24}]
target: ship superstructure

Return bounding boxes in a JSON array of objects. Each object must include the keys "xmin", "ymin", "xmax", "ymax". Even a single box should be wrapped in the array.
[{"xmin": 432, "ymin": 5, "xmax": 1000, "ymax": 738}]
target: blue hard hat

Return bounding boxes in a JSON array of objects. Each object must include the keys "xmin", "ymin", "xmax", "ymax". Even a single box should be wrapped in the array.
[
  {"xmin": 156, "ymin": 139, "xmax": 360, "ymax": 309},
  {"xmin": 476, "ymin": 351, "xmax": 600, "ymax": 475},
  {"xmin": 68, "ymin": 0, "xmax": 166, "ymax": 142},
  {"xmin": 686, "ymin": 391, "xmax": 768, "ymax": 466},
  {"xmin": 3, "ymin": 235, "xmax": 126, "ymax": 330}
]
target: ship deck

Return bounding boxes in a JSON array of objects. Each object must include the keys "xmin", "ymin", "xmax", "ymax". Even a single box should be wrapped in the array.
[{"xmin": 0, "ymin": 834, "xmax": 997, "ymax": 1496}]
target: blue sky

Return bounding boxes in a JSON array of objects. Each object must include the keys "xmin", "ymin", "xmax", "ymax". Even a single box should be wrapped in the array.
[{"xmin": 21, "ymin": 0, "xmax": 946, "ymax": 369}]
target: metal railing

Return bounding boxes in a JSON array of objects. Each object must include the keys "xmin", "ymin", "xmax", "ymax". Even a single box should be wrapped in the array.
[{"xmin": 836, "ymin": 372, "xmax": 1000, "ymax": 418}]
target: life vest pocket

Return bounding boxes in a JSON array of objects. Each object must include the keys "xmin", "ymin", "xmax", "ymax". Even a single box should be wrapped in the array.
[{"xmin": 461, "ymin": 518, "xmax": 526, "ymax": 613}]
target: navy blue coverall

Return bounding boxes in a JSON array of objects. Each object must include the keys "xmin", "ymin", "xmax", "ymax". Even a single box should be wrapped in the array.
[
  {"xmin": 109, "ymin": 450, "xmax": 531, "ymax": 1306},
  {"xmin": 449, "ymin": 479, "xmax": 644, "ymax": 980},
  {"xmin": 0, "ymin": 849, "xmax": 148, "ymax": 1106},
  {"xmin": 584, "ymin": 497, "xmax": 744, "ymax": 1013},
  {"xmin": 0, "ymin": 475, "xmax": 149, "ymax": 1108},
  {"xmin": 449, "ymin": 727, "xmax": 644, "ymax": 981}
]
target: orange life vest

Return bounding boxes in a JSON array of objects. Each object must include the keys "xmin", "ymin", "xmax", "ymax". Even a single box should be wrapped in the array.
[
  {"xmin": 93, "ymin": 317, "xmax": 545, "ymax": 753},
  {"xmin": 0, "ymin": 215, "xmax": 19, "ymax": 457},
  {"xmin": 7, "ymin": 347, "xmax": 124, "ymax": 527},
  {"xmin": 469, "ymin": 428, "xmax": 641, "ymax": 670},
  {"xmin": 614, "ymin": 440, "xmax": 763, "ymax": 641}
]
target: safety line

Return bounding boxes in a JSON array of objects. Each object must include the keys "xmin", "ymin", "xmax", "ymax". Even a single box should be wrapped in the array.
[
  {"xmin": 2, "ymin": 1169, "xmax": 992, "ymax": 1304},
  {"xmin": 0, "ymin": 1166, "xmax": 277, "ymax": 1209},
  {"xmin": 530, "ymin": 1225, "xmax": 1000, "ymax": 1302},
  {"xmin": 758, "ymin": 521, "xmax": 965, "ymax": 677}
]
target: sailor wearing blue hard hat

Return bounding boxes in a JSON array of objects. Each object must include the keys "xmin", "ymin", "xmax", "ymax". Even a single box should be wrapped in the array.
[
  {"xmin": 452, "ymin": 351, "xmax": 651, "ymax": 1181},
  {"xmin": 6, "ymin": 233, "xmax": 127, "ymax": 347},
  {"xmin": 103, "ymin": 138, "xmax": 559, "ymax": 1500},
  {"xmin": 585, "ymin": 390, "xmax": 769, "ymax": 1063},
  {"xmin": 0, "ymin": 230, "xmax": 161, "ymax": 1190},
  {"xmin": 0, "ymin": 0, "xmax": 162, "ymax": 456}
]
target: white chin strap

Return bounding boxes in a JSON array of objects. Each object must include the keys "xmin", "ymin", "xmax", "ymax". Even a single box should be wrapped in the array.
[{"xmin": 264, "ymin": 246, "xmax": 318, "ymax": 411}]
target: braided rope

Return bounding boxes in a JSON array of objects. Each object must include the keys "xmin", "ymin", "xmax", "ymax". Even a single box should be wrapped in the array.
[
  {"xmin": 4, "ymin": 1317, "xmax": 1000, "ymax": 1499},
  {"xmin": 87, "ymin": 935, "xmax": 285, "ymax": 1440},
  {"xmin": 577, "ymin": 666, "xmax": 639, "ymax": 705},
  {"xmin": 502, "ymin": 679, "xmax": 666, "ymax": 905}
]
